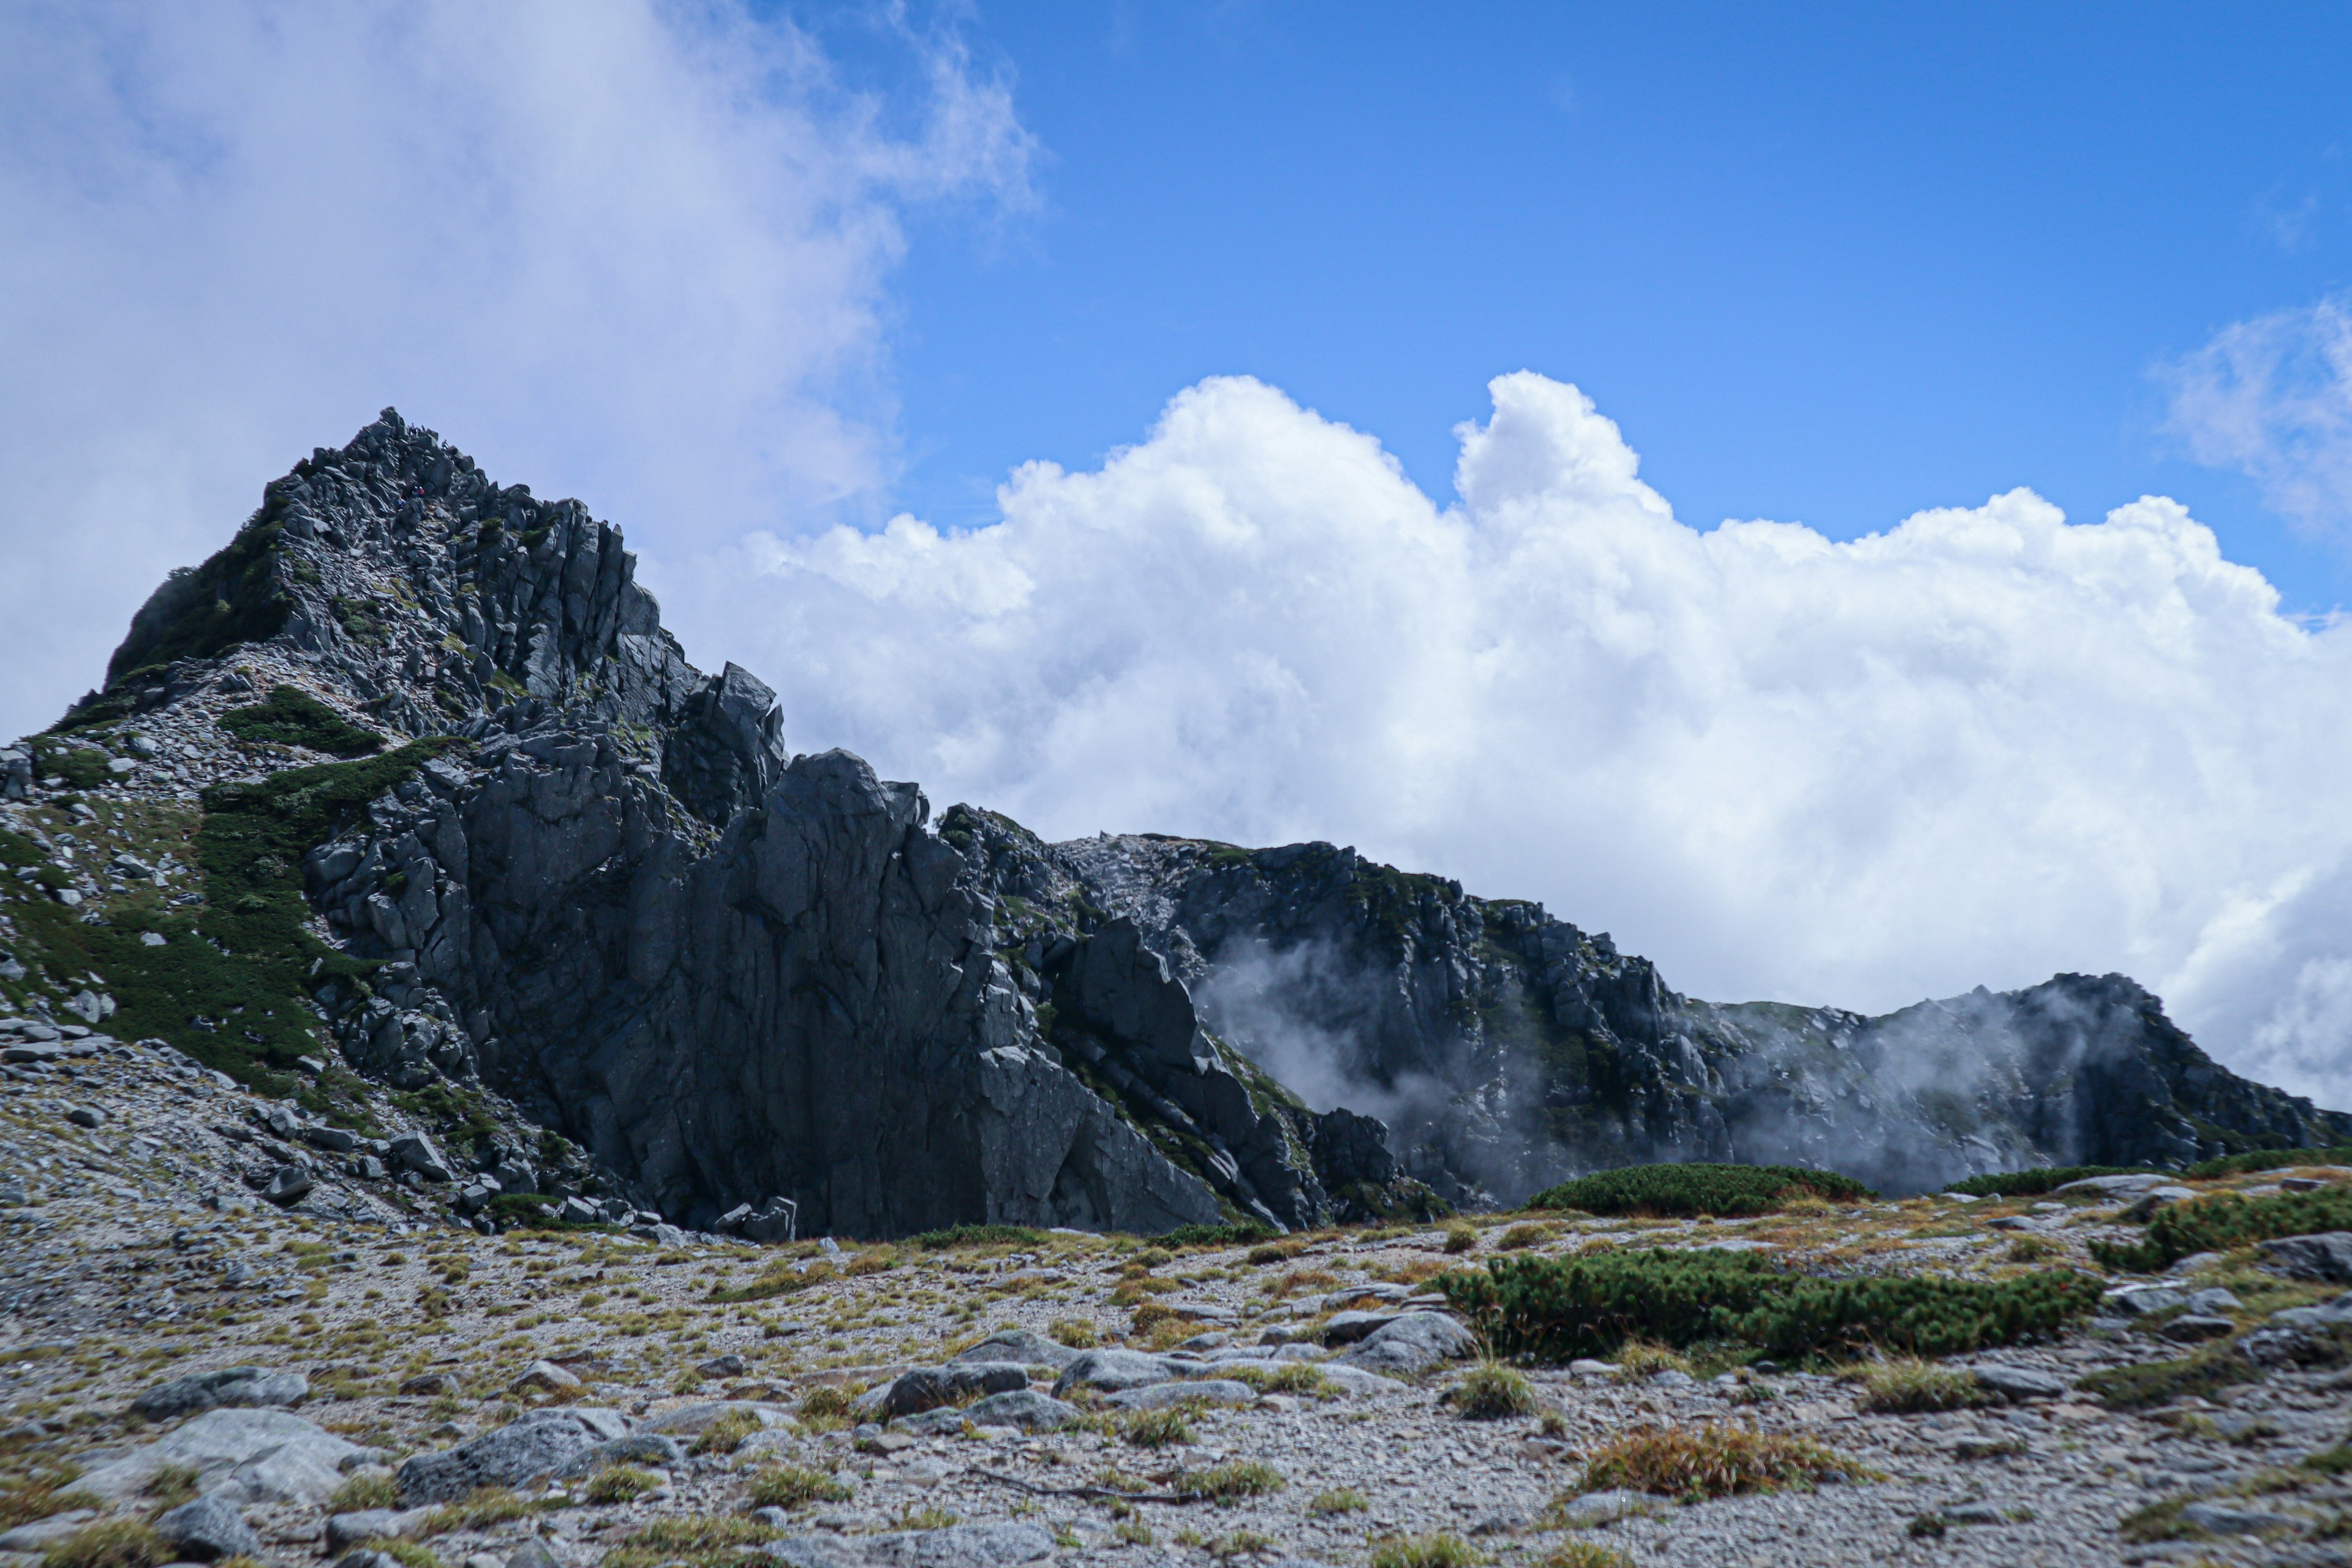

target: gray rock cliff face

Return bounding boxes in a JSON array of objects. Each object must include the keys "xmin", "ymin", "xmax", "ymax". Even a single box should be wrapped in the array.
[{"xmin": 56, "ymin": 409, "xmax": 2352, "ymax": 1230}]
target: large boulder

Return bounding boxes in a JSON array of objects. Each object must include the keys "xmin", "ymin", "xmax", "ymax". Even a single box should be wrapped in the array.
[
  {"xmin": 2258, "ymin": 1232, "xmax": 2352, "ymax": 1283},
  {"xmin": 132, "ymin": 1366, "xmax": 309, "ymax": 1420},
  {"xmin": 397, "ymin": 1409, "xmax": 630, "ymax": 1503},
  {"xmin": 77, "ymin": 1408, "xmax": 371, "ymax": 1506},
  {"xmin": 1102, "ymin": 1379, "xmax": 1256, "ymax": 1411},
  {"xmin": 1333, "ymin": 1313, "xmax": 1476, "ymax": 1377},
  {"xmin": 154, "ymin": 1495, "xmax": 263, "ymax": 1562}
]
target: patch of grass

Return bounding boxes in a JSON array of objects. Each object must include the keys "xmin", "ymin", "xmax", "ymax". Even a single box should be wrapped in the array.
[
  {"xmin": 2303, "ymin": 1443, "xmax": 2352, "ymax": 1476},
  {"xmin": 2095, "ymin": 1187, "xmax": 2352, "ymax": 1272},
  {"xmin": 217, "ymin": 685, "xmax": 383, "ymax": 756},
  {"xmin": 1527, "ymin": 1163, "xmax": 1872, "ymax": 1218},
  {"xmin": 1308, "ymin": 1488, "xmax": 1367, "ymax": 1516},
  {"xmin": 1049, "ymin": 1317, "xmax": 1100, "ymax": 1349},
  {"xmin": 2117, "ymin": 1496, "xmax": 2204, "ymax": 1544},
  {"xmin": 417, "ymin": 1488, "xmax": 538, "ymax": 1536},
  {"xmin": 1577, "ymin": 1422, "xmax": 1861, "ymax": 1501},
  {"xmin": 796, "ymin": 1386, "xmax": 856, "ymax": 1433},
  {"xmin": 1611, "ymin": 1339, "xmax": 1691, "ymax": 1381},
  {"xmin": 1534, "ymin": 1547, "xmax": 1634, "ymax": 1568},
  {"xmin": 2006, "ymin": 1236, "xmax": 2052, "ymax": 1264},
  {"xmin": 747, "ymin": 1466, "xmax": 851, "ymax": 1509},
  {"xmin": 1496, "ymin": 1223, "xmax": 1551, "ymax": 1251},
  {"xmin": 1231, "ymin": 1362, "xmax": 1333, "ymax": 1398},
  {"xmin": 1246, "ymin": 1242, "xmax": 1307, "ymax": 1267},
  {"xmin": 140, "ymin": 1466, "xmax": 200, "ymax": 1510},
  {"xmin": 2078, "ymin": 1346, "xmax": 2259, "ymax": 1410},
  {"xmin": 1856, "ymin": 1359, "xmax": 1989, "ymax": 1414},
  {"xmin": 1368, "ymin": 1534, "xmax": 1482, "ymax": 1568},
  {"xmin": 41, "ymin": 1520, "xmax": 168, "ymax": 1568},
  {"xmin": 1114, "ymin": 1521, "xmax": 1156, "ymax": 1547},
  {"xmin": 1207, "ymin": 1531, "xmax": 1279, "ymax": 1558},
  {"xmin": 1443, "ymin": 1223, "xmax": 1479, "ymax": 1254},
  {"xmin": 1, "ymin": 1466, "xmax": 100, "ymax": 1529},
  {"xmin": 600, "ymin": 1514, "xmax": 780, "ymax": 1568},
  {"xmin": 1945, "ymin": 1166, "xmax": 2165, "ymax": 1199},
  {"xmin": 687, "ymin": 1408, "xmax": 763, "ymax": 1455},
  {"xmin": 1449, "ymin": 1365, "xmax": 1537, "ymax": 1420},
  {"xmin": 1123, "ymin": 1408, "xmax": 1194, "ymax": 1449},
  {"xmin": 897, "ymin": 1506, "xmax": 959, "ymax": 1531},
  {"xmin": 1442, "ymin": 1250, "xmax": 2103, "ymax": 1363},
  {"xmin": 712, "ymin": 1262, "xmax": 834, "ymax": 1303},
  {"xmin": 583, "ymin": 1467, "xmax": 661, "ymax": 1505},
  {"xmin": 1179, "ymin": 1462, "xmax": 1286, "ymax": 1503},
  {"xmin": 95, "ymin": 510, "xmax": 290, "ymax": 688}
]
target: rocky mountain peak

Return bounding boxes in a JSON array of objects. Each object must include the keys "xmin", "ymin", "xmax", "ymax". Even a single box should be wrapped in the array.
[{"xmin": 6, "ymin": 411, "xmax": 2345, "ymax": 1241}]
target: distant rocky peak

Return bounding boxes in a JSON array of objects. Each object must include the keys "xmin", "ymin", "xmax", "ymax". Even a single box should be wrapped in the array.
[{"xmin": 70, "ymin": 408, "xmax": 785, "ymax": 827}]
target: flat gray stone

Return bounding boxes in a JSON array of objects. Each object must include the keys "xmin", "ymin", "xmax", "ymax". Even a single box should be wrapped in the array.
[
  {"xmin": 947, "ymin": 1330, "xmax": 1079, "ymax": 1372},
  {"xmin": 132, "ymin": 1366, "xmax": 309, "ymax": 1420},
  {"xmin": 0, "ymin": 1512, "xmax": 97, "ymax": 1551},
  {"xmin": 643, "ymin": 1401, "xmax": 793, "ymax": 1436},
  {"xmin": 2179, "ymin": 1501, "xmax": 2293, "ymax": 1536},
  {"xmin": 1548, "ymin": 1490, "xmax": 1660, "ymax": 1525},
  {"xmin": 2159, "ymin": 1314, "xmax": 2237, "ymax": 1343},
  {"xmin": 1972, "ymin": 1364, "xmax": 2069, "ymax": 1401},
  {"xmin": 2053, "ymin": 1174, "xmax": 2168, "ymax": 1197},
  {"xmin": 951, "ymin": 1390, "xmax": 1077, "ymax": 1433},
  {"xmin": 77, "ymin": 1408, "xmax": 371, "ymax": 1506},
  {"xmin": 1050, "ymin": 1349, "xmax": 1178, "ymax": 1396},
  {"xmin": 1102, "ymin": 1379, "xmax": 1257, "ymax": 1411},
  {"xmin": 1333, "ymin": 1313, "xmax": 1476, "ymax": 1376}
]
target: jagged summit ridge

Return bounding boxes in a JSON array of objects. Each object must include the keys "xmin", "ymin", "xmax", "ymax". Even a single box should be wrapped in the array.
[{"xmin": 17, "ymin": 408, "xmax": 2350, "ymax": 1235}]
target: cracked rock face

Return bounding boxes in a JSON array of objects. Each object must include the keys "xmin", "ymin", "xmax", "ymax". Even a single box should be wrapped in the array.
[{"xmin": 41, "ymin": 407, "xmax": 2351, "ymax": 1237}]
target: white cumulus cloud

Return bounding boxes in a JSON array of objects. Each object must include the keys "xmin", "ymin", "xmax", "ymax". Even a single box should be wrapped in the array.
[
  {"xmin": 690, "ymin": 370, "xmax": 2352, "ymax": 1109},
  {"xmin": 0, "ymin": 0, "xmax": 1031, "ymax": 739}
]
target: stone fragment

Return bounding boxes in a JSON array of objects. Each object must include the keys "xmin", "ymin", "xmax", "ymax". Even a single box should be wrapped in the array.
[
  {"xmin": 1547, "ymin": 1490, "xmax": 1660, "ymax": 1526},
  {"xmin": 2122, "ymin": 1186, "xmax": 2199, "ymax": 1221},
  {"xmin": 153, "ymin": 1496, "xmax": 263, "ymax": 1562},
  {"xmin": 2158, "ymin": 1314, "xmax": 2236, "ymax": 1343},
  {"xmin": 1321, "ymin": 1310, "xmax": 1400, "ymax": 1344},
  {"xmin": 2054, "ymin": 1173, "xmax": 2169, "ymax": 1197},
  {"xmin": 697, "ymin": 1354, "xmax": 747, "ymax": 1379},
  {"xmin": 955, "ymin": 1390, "xmax": 1078, "ymax": 1433},
  {"xmin": 326, "ymin": 1512, "xmax": 414, "ymax": 1552},
  {"xmin": 265, "ymin": 1166, "xmax": 314, "ymax": 1205},
  {"xmin": 508, "ymin": 1361, "xmax": 582, "ymax": 1395},
  {"xmin": 399, "ymin": 1373, "xmax": 462, "ymax": 1396},
  {"xmin": 1972, "ymin": 1364, "xmax": 2069, "ymax": 1401},
  {"xmin": 0, "ymin": 1512, "xmax": 97, "ymax": 1552},
  {"xmin": 133, "ymin": 1366, "xmax": 311, "ymax": 1420}
]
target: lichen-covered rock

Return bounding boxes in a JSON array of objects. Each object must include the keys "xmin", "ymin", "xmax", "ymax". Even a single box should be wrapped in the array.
[
  {"xmin": 396, "ymin": 1408, "xmax": 628, "ymax": 1503},
  {"xmin": 132, "ymin": 1365, "xmax": 309, "ymax": 1419}
]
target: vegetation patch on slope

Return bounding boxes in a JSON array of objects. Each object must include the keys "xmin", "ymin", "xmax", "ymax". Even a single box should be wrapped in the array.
[
  {"xmin": 217, "ymin": 685, "xmax": 384, "ymax": 756},
  {"xmin": 1441, "ymin": 1249, "xmax": 2102, "ymax": 1363},
  {"xmin": 2094, "ymin": 1187, "xmax": 2352, "ymax": 1273},
  {"xmin": 1525, "ymin": 1162, "xmax": 1872, "ymax": 1218}
]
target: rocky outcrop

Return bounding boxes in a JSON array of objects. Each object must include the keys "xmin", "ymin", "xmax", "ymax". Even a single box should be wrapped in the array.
[{"xmin": 48, "ymin": 408, "xmax": 2352, "ymax": 1232}]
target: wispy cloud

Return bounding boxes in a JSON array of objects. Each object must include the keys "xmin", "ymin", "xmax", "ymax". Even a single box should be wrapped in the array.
[{"xmin": 2160, "ymin": 295, "xmax": 2352, "ymax": 530}]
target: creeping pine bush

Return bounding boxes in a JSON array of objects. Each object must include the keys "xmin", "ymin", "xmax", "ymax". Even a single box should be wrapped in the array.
[
  {"xmin": 1441, "ymin": 1250, "xmax": 2103, "ymax": 1363},
  {"xmin": 1163, "ymin": 1223, "xmax": 1276, "ymax": 1250},
  {"xmin": 2190, "ymin": 1144, "xmax": 2352, "ymax": 1180},
  {"xmin": 2094, "ymin": 1187, "xmax": 2352, "ymax": 1273},
  {"xmin": 216, "ymin": 685, "xmax": 383, "ymax": 756},
  {"xmin": 1525, "ymin": 1163, "xmax": 1872, "ymax": 1218},
  {"xmin": 910, "ymin": 1225, "xmax": 1049, "ymax": 1251},
  {"xmin": 1943, "ymin": 1165, "xmax": 2164, "ymax": 1199}
]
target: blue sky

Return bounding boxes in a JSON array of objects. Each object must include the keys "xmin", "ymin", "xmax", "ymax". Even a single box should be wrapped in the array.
[
  {"xmin": 11, "ymin": 1, "xmax": 2352, "ymax": 1102},
  {"xmin": 823, "ymin": 1, "xmax": 2352, "ymax": 606}
]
